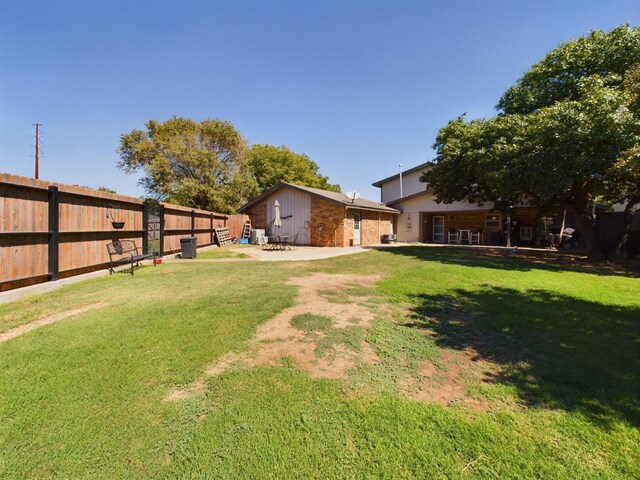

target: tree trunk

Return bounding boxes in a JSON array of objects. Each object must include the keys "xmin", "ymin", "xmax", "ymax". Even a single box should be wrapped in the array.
[
  {"xmin": 574, "ymin": 198, "xmax": 606, "ymax": 261},
  {"xmin": 578, "ymin": 216, "xmax": 606, "ymax": 261},
  {"xmin": 601, "ymin": 198, "xmax": 639, "ymax": 259}
]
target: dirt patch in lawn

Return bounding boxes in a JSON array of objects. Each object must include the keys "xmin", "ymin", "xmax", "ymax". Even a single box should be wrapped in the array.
[
  {"xmin": 238, "ymin": 273, "xmax": 384, "ymax": 378},
  {"xmin": 168, "ymin": 272, "xmax": 502, "ymax": 410},
  {"xmin": 165, "ymin": 380, "xmax": 207, "ymax": 402},
  {"xmin": 180, "ymin": 272, "xmax": 383, "ymax": 385},
  {"xmin": 0, "ymin": 303, "xmax": 108, "ymax": 344},
  {"xmin": 165, "ymin": 273, "xmax": 381, "ymax": 402},
  {"xmin": 411, "ymin": 348, "xmax": 496, "ymax": 410}
]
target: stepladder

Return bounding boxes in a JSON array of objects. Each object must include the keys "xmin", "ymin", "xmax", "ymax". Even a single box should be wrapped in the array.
[{"xmin": 241, "ymin": 220, "xmax": 251, "ymax": 240}]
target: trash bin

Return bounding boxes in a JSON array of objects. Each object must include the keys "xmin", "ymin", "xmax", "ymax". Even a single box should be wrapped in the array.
[{"xmin": 180, "ymin": 237, "xmax": 197, "ymax": 258}]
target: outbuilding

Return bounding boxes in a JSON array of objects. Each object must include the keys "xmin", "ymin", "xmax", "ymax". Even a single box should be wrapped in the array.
[{"xmin": 238, "ymin": 183, "xmax": 399, "ymax": 247}]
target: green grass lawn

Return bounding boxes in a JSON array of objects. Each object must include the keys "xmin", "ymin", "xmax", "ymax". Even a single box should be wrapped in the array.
[{"xmin": 0, "ymin": 246, "xmax": 638, "ymax": 478}]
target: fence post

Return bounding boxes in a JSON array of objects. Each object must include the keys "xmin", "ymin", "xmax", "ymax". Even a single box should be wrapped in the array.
[
  {"xmin": 48, "ymin": 186, "xmax": 59, "ymax": 281},
  {"xmin": 191, "ymin": 210, "xmax": 195, "ymax": 238},
  {"xmin": 159, "ymin": 204, "xmax": 165, "ymax": 258},
  {"xmin": 210, "ymin": 213, "xmax": 214, "ymax": 245},
  {"xmin": 142, "ymin": 202, "xmax": 149, "ymax": 255}
]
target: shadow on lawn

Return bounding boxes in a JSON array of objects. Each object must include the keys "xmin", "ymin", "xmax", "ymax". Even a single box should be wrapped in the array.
[
  {"xmin": 368, "ymin": 245, "xmax": 640, "ymax": 278},
  {"xmin": 406, "ymin": 286, "xmax": 640, "ymax": 427}
]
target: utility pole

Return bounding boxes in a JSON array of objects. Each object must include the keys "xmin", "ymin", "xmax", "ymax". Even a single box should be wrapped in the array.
[
  {"xmin": 33, "ymin": 123, "xmax": 42, "ymax": 179},
  {"xmin": 399, "ymin": 164, "xmax": 403, "ymax": 199}
]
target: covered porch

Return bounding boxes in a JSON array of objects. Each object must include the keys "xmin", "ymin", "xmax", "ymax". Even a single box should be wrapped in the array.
[{"xmin": 417, "ymin": 208, "xmax": 580, "ymax": 248}]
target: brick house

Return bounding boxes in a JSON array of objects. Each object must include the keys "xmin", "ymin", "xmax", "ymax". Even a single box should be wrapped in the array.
[
  {"xmin": 238, "ymin": 183, "xmax": 399, "ymax": 247},
  {"xmin": 373, "ymin": 162, "xmax": 559, "ymax": 247},
  {"xmin": 374, "ymin": 162, "xmax": 640, "ymax": 254}
]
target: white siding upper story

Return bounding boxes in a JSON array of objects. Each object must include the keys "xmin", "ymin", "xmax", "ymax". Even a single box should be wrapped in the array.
[
  {"xmin": 374, "ymin": 162, "xmax": 496, "ymax": 242},
  {"xmin": 380, "ymin": 169, "xmax": 429, "ymax": 203}
]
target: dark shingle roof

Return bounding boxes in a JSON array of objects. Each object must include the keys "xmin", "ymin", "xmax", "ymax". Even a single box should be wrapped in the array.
[{"xmin": 238, "ymin": 183, "xmax": 400, "ymax": 214}]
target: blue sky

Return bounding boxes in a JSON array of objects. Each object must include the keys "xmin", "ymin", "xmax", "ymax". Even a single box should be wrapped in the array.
[{"xmin": 1, "ymin": 1, "xmax": 638, "ymax": 202}]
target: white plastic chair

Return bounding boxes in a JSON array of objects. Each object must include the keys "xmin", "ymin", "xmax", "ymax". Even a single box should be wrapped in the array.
[{"xmin": 471, "ymin": 228, "xmax": 483, "ymax": 245}]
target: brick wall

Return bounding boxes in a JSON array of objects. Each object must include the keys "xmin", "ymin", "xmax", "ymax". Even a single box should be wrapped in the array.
[
  {"xmin": 344, "ymin": 209, "xmax": 393, "ymax": 246},
  {"xmin": 421, "ymin": 208, "xmax": 539, "ymax": 245},
  {"xmin": 343, "ymin": 212, "xmax": 353, "ymax": 247},
  {"xmin": 245, "ymin": 201, "xmax": 267, "ymax": 230},
  {"xmin": 420, "ymin": 210, "xmax": 501, "ymax": 244},
  {"xmin": 445, "ymin": 211, "xmax": 501, "ymax": 244},
  {"xmin": 362, "ymin": 211, "xmax": 393, "ymax": 245},
  {"xmin": 310, "ymin": 197, "xmax": 345, "ymax": 246}
]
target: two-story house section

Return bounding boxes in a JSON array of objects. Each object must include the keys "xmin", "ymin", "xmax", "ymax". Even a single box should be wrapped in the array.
[{"xmin": 373, "ymin": 163, "xmax": 525, "ymax": 245}]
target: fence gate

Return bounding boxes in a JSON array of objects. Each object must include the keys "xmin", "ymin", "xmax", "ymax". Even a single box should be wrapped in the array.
[{"xmin": 143, "ymin": 200, "xmax": 162, "ymax": 256}]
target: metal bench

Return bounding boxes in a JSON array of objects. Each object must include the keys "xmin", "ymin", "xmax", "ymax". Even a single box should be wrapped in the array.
[{"xmin": 106, "ymin": 240, "xmax": 156, "ymax": 275}]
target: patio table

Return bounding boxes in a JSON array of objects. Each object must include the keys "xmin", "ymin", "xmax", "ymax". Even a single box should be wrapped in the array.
[
  {"xmin": 457, "ymin": 229, "xmax": 472, "ymax": 245},
  {"xmin": 266, "ymin": 235, "xmax": 290, "ymax": 251}
]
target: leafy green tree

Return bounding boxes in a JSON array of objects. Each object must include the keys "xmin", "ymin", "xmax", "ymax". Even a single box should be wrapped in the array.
[
  {"xmin": 423, "ymin": 25, "xmax": 640, "ymax": 260},
  {"xmin": 245, "ymin": 144, "xmax": 340, "ymax": 195},
  {"xmin": 73, "ymin": 185, "xmax": 117, "ymax": 193},
  {"xmin": 117, "ymin": 117, "xmax": 253, "ymax": 213}
]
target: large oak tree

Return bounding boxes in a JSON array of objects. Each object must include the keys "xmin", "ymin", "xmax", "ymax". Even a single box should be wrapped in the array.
[
  {"xmin": 118, "ymin": 117, "xmax": 341, "ymax": 213},
  {"xmin": 118, "ymin": 117, "xmax": 253, "ymax": 213},
  {"xmin": 422, "ymin": 25, "xmax": 640, "ymax": 260}
]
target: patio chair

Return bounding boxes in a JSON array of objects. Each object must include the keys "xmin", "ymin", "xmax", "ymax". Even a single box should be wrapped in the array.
[
  {"xmin": 471, "ymin": 228, "xmax": 483, "ymax": 245},
  {"xmin": 448, "ymin": 228, "xmax": 459, "ymax": 244},
  {"xmin": 287, "ymin": 233, "xmax": 300, "ymax": 251}
]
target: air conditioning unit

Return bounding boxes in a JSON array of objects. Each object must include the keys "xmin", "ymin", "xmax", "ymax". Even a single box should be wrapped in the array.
[{"xmin": 250, "ymin": 229, "xmax": 266, "ymax": 244}]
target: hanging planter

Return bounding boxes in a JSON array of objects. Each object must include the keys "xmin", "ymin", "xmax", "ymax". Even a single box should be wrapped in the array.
[{"xmin": 106, "ymin": 204, "xmax": 125, "ymax": 230}]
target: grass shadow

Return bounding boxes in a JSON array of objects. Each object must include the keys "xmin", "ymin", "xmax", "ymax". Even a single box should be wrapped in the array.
[
  {"xmin": 406, "ymin": 285, "xmax": 640, "ymax": 427},
  {"xmin": 367, "ymin": 245, "xmax": 640, "ymax": 278}
]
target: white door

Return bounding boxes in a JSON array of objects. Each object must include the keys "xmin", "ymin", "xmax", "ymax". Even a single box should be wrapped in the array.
[
  {"xmin": 353, "ymin": 213, "xmax": 361, "ymax": 246},
  {"xmin": 433, "ymin": 216, "xmax": 444, "ymax": 243}
]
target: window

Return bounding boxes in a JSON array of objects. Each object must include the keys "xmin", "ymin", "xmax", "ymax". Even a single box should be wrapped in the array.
[{"xmin": 486, "ymin": 214, "xmax": 501, "ymax": 227}]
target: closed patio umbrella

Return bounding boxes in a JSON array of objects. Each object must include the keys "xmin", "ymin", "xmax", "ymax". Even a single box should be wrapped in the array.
[{"xmin": 274, "ymin": 200, "xmax": 282, "ymax": 231}]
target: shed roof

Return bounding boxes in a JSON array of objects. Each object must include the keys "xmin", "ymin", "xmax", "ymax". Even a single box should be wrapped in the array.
[{"xmin": 238, "ymin": 183, "xmax": 400, "ymax": 214}]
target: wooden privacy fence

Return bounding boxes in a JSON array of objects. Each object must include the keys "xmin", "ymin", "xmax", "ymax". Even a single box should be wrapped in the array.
[{"xmin": 0, "ymin": 173, "xmax": 248, "ymax": 292}]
